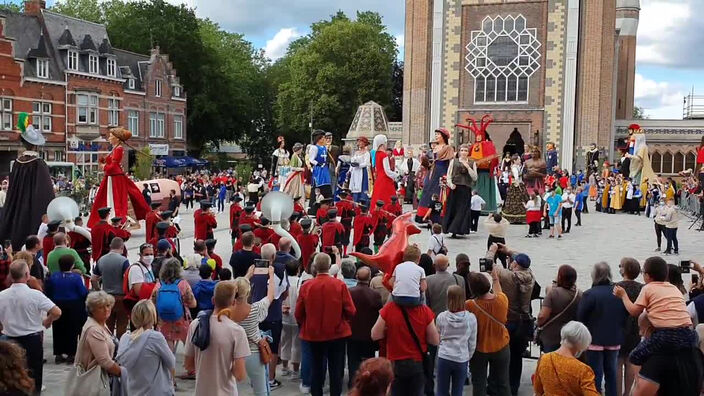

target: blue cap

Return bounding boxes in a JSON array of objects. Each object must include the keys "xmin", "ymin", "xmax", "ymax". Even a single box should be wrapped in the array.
[
  {"xmin": 157, "ymin": 239, "xmax": 171, "ymax": 252},
  {"xmin": 512, "ymin": 253, "xmax": 531, "ymax": 268}
]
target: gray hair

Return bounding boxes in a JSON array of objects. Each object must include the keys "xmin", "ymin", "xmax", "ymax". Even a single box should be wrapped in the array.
[
  {"xmin": 341, "ymin": 259, "xmax": 356, "ymax": 279},
  {"xmin": 591, "ymin": 261, "xmax": 612, "ymax": 286},
  {"xmin": 86, "ymin": 291, "xmax": 115, "ymax": 316},
  {"xmin": 159, "ymin": 258, "xmax": 183, "ymax": 283},
  {"xmin": 560, "ymin": 321, "xmax": 592, "ymax": 353},
  {"xmin": 261, "ymin": 243, "xmax": 277, "ymax": 262}
]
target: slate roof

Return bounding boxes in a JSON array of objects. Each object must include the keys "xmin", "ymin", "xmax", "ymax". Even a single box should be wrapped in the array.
[
  {"xmin": 113, "ymin": 48, "xmax": 148, "ymax": 91},
  {"xmin": 0, "ymin": 10, "xmax": 62, "ymax": 80}
]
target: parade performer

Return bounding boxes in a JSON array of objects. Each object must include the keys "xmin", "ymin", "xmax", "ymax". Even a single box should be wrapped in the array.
[
  {"xmin": 335, "ymin": 148, "xmax": 351, "ymax": 201},
  {"xmin": 352, "ymin": 204, "xmax": 374, "ymax": 252},
  {"xmin": 625, "ymin": 124, "xmax": 656, "ymax": 186},
  {"xmin": 586, "ymin": 143, "xmax": 600, "ymax": 178},
  {"xmin": 90, "ymin": 207, "xmax": 112, "ymax": 262},
  {"xmin": 283, "ymin": 143, "xmax": 305, "ymax": 199},
  {"xmin": 316, "ymin": 198, "xmax": 333, "ymax": 225},
  {"xmin": 369, "ymin": 134, "xmax": 399, "ymax": 207},
  {"xmin": 144, "ymin": 201, "xmax": 162, "ymax": 243},
  {"xmin": 523, "ymin": 146, "xmax": 547, "ymax": 195},
  {"xmin": 0, "ymin": 112, "xmax": 54, "ymax": 250},
  {"xmin": 68, "ymin": 217, "xmax": 91, "ymax": 269},
  {"xmin": 87, "ymin": 127, "xmax": 149, "ymax": 228},
  {"xmin": 307, "ymin": 130, "xmax": 332, "ymax": 198},
  {"xmin": 349, "ymin": 137, "xmax": 371, "ymax": 204},
  {"xmin": 229, "ymin": 195, "xmax": 243, "ymax": 243},
  {"xmin": 271, "ymin": 136, "xmax": 290, "ymax": 190},
  {"xmin": 325, "ymin": 132, "xmax": 340, "ymax": 197},
  {"xmin": 372, "ymin": 200, "xmax": 390, "ymax": 253},
  {"xmin": 416, "ymin": 129, "xmax": 455, "ymax": 220},
  {"xmin": 545, "ymin": 142, "xmax": 558, "ymax": 175},
  {"xmin": 298, "ymin": 218, "xmax": 318, "ymax": 270},
  {"xmin": 398, "ymin": 147, "xmax": 421, "ymax": 204},
  {"xmin": 392, "ymin": 140, "xmax": 405, "ymax": 170},
  {"xmin": 502, "ymin": 127, "xmax": 525, "ymax": 158},
  {"xmin": 456, "ymin": 115, "xmax": 500, "ymax": 214},
  {"xmin": 442, "ymin": 144, "xmax": 477, "ymax": 237},
  {"xmin": 194, "ymin": 200, "xmax": 217, "ymax": 240},
  {"xmin": 321, "ymin": 209, "xmax": 345, "ymax": 252},
  {"xmin": 502, "ymin": 155, "xmax": 530, "ymax": 224},
  {"xmin": 335, "ymin": 190, "xmax": 355, "ymax": 255}
]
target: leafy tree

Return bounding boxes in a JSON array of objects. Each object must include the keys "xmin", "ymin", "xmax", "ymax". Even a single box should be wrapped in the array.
[
  {"xmin": 51, "ymin": 0, "xmax": 104, "ymax": 23},
  {"xmin": 633, "ymin": 106, "xmax": 648, "ymax": 120},
  {"xmin": 0, "ymin": 2, "xmax": 20, "ymax": 12},
  {"xmin": 133, "ymin": 147, "xmax": 153, "ymax": 180},
  {"xmin": 389, "ymin": 60, "xmax": 404, "ymax": 122}
]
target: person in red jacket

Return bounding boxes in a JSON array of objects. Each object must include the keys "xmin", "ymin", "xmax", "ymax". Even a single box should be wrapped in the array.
[
  {"xmin": 158, "ymin": 210, "xmax": 180, "ymax": 239},
  {"xmin": 321, "ymin": 209, "xmax": 345, "ymax": 252},
  {"xmin": 193, "ymin": 200, "xmax": 217, "ymax": 240},
  {"xmin": 253, "ymin": 217, "xmax": 275, "ymax": 245},
  {"xmin": 144, "ymin": 201, "xmax": 162, "ymax": 243},
  {"xmin": 293, "ymin": 196, "xmax": 305, "ymax": 216},
  {"xmin": 316, "ymin": 198, "xmax": 332, "ymax": 225},
  {"xmin": 372, "ymin": 200, "xmax": 389, "ymax": 253},
  {"xmin": 68, "ymin": 216, "xmax": 91, "ymax": 269},
  {"xmin": 335, "ymin": 191, "xmax": 355, "ymax": 255},
  {"xmin": 229, "ymin": 195, "xmax": 244, "ymax": 243},
  {"xmin": 90, "ymin": 207, "xmax": 112, "ymax": 262},
  {"xmin": 353, "ymin": 204, "xmax": 374, "ymax": 252},
  {"xmin": 238, "ymin": 205, "xmax": 260, "ymax": 232},
  {"xmin": 108, "ymin": 217, "xmax": 131, "ymax": 256},
  {"xmin": 205, "ymin": 239, "xmax": 222, "ymax": 280},
  {"xmin": 298, "ymin": 218, "xmax": 319, "ymax": 271},
  {"xmin": 384, "ymin": 195, "xmax": 403, "ymax": 217},
  {"xmin": 150, "ymin": 222, "xmax": 177, "ymax": 253},
  {"xmin": 232, "ymin": 224, "xmax": 253, "ymax": 253},
  {"xmin": 42, "ymin": 220, "xmax": 61, "ymax": 261},
  {"xmin": 295, "ymin": 253, "xmax": 356, "ymax": 396},
  {"xmin": 288, "ymin": 212, "xmax": 304, "ymax": 241}
]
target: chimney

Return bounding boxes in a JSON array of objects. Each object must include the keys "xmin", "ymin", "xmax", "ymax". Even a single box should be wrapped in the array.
[{"xmin": 24, "ymin": 0, "xmax": 46, "ymax": 16}]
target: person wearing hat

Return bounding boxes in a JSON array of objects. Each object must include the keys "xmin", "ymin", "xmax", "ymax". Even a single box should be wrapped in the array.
[
  {"xmin": 90, "ymin": 207, "xmax": 114, "ymax": 262},
  {"xmin": 353, "ymin": 204, "xmax": 374, "ymax": 252},
  {"xmin": 325, "ymin": 132, "xmax": 340, "ymax": 196},
  {"xmin": 229, "ymin": 194, "xmax": 244, "ymax": 245},
  {"xmin": 150, "ymin": 222, "xmax": 177, "ymax": 254},
  {"xmin": 283, "ymin": 143, "xmax": 306, "ymax": 199},
  {"xmin": 42, "ymin": 220, "xmax": 62, "ymax": 260},
  {"xmin": 369, "ymin": 134, "xmax": 399, "ymax": 209},
  {"xmin": 145, "ymin": 201, "xmax": 163, "ymax": 243},
  {"xmin": 416, "ymin": 128, "xmax": 455, "ymax": 222},
  {"xmin": 159, "ymin": 210, "xmax": 180, "ymax": 239},
  {"xmin": 316, "ymin": 197, "xmax": 333, "ymax": 225},
  {"xmin": 298, "ymin": 218, "xmax": 319, "ymax": 272},
  {"xmin": 372, "ymin": 200, "xmax": 390, "ymax": 253},
  {"xmin": 67, "ymin": 217, "xmax": 91, "ymax": 270},
  {"xmin": 349, "ymin": 137, "xmax": 372, "ymax": 203},
  {"xmin": 87, "ymin": 127, "xmax": 149, "ymax": 228},
  {"xmin": 335, "ymin": 191, "xmax": 355, "ymax": 255},
  {"xmin": 238, "ymin": 205, "xmax": 260, "ymax": 237},
  {"xmin": 488, "ymin": 242, "xmax": 535, "ymax": 396},
  {"xmin": 292, "ymin": 196, "xmax": 305, "ymax": 216},
  {"xmin": 307, "ymin": 129, "xmax": 333, "ymax": 199},
  {"xmin": 254, "ymin": 217, "xmax": 275, "ymax": 245},
  {"xmin": 288, "ymin": 212, "xmax": 304, "ymax": 241},
  {"xmin": 0, "ymin": 112, "xmax": 55, "ymax": 251},
  {"xmin": 204, "ymin": 239, "xmax": 222, "ymax": 280},
  {"xmin": 194, "ymin": 200, "xmax": 217, "ymax": 241},
  {"xmin": 232, "ymin": 224, "xmax": 254, "ymax": 253},
  {"xmin": 271, "ymin": 136, "xmax": 290, "ymax": 191},
  {"xmin": 108, "ymin": 217, "xmax": 132, "ymax": 257},
  {"xmin": 384, "ymin": 195, "xmax": 403, "ymax": 217},
  {"xmin": 321, "ymin": 208, "xmax": 345, "ymax": 252}
]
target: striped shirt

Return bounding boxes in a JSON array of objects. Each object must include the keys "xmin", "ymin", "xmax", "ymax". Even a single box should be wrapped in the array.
[{"xmin": 236, "ymin": 297, "xmax": 270, "ymax": 353}]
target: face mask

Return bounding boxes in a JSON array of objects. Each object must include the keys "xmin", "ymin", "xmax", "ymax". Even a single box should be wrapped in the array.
[{"xmin": 142, "ymin": 255, "xmax": 154, "ymax": 265}]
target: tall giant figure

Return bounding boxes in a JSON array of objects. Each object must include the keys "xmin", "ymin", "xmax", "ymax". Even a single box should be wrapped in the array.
[
  {"xmin": 457, "ymin": 115, "xmax": 499, "ymax": 214},
  {"xmin": 87, "ymin": 127, "xmax": 149, "ymax": 228},
  {"xmin": 348, "ymin": 136, "xmax": 371, "ymax": 203},
  {"xmin": 307, "ymin": 129, "xmax": 332, "ymax": 198},
  {"xmin": 416, "ymin": 128, "xmax": 455, "ymax": 221},
  {"xmin": 625, "ymin": 124, "xmax": 656, "ymax": 186},
  {"xmin": 0, "ymin": 113, "xmax": 55, "ymax": 250},
  {"xmin": 369, "ymin": 134, "xmax": 398, "ymax": 206}
]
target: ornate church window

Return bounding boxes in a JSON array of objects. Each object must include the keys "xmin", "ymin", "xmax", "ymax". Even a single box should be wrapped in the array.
[{"xmin": 466, "ymin": 15, "xmax": 541, "ymax": 103}]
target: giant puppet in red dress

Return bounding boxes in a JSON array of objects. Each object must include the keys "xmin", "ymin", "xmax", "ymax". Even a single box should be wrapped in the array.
[
  {"xmin": 87, "ymin": 128, "xmax": 150, "ymax": 228},
  {"xmin": 369, "ymin": 134, "xmax": 399, "ymax": 207}
]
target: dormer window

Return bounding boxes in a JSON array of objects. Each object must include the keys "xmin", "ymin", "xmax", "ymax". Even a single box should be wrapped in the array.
[
  {"xmin": 67, "ymin": 50, "xmax": 78, "ymax": 71},
  {"xmin": 173, "ymin": 85, "xmax": 181, "ymax": 97},
  {"xmin": 128, "ymin": 78, "xmax": 135, "ymax": 90},
  {"xmin": 155, "ymin": 79, "xmax": 162, "ymax": 97},
  {"xmin": 106, "ymin": 58, "xmax": 116, "ymax": 77},
  {"xmin": 37, "ymin": 59, "xmax": 49, "ymax": 79},
  {"xmin": 89, "ymin": 54, "xmax": 99, "ymax": 74}
]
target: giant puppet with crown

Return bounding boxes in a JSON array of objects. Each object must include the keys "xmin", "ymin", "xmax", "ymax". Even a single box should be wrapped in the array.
[
  {"xmin": 624, "ymin": 123, "xmax": 656, "ymax": 186},
  {"xmin": 456, "ymin": 114, "xmax": 500, "ymax": 213}
]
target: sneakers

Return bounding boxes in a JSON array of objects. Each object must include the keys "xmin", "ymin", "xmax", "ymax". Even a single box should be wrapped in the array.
[
  {"xmin": 654, "ymin": 247, "xmax": 661, "ymax": 252},
  {"xmin": 269, "ymin": 379, "xmax": 282, "ymax": 390},
  {"xmin": 299, "ymin": 384, "xmax": 311, "ymax": 394},
  {"xmin": 289, "ymin": 371, "xmax": 300, "ymax": 381},
  {"xmin": 281, "ymin": 368, "xmax": 292, "ymax": 377}
]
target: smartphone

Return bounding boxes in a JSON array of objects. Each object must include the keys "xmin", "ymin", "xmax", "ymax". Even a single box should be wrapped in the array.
[
  {"xmin": 681, "ymin": 260, "xmax": 691, "ymax": 274},
  {"xmin": 479, "ymin": 258, "xmax": 493, "ymax": 273},
  {"xmin": 254, "ymin": 259, "xmax": 270, "ymax": 268}
]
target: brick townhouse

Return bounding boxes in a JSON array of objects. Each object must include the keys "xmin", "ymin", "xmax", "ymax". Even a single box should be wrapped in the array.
[{"xmin": 0, "ymin": 0, "xmax": 187, "ymax": 177}]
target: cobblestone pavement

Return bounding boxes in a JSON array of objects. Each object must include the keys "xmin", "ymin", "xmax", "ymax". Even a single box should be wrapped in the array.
[{"xmin": 39, "ymin": 201, "xmax": 703, "ymax": 395}]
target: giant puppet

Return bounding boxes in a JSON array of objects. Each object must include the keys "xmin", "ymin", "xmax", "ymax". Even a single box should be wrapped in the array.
[
  {"xmin": 87, "ymin": 127, "xmax": 149, "ymax": 228},
  {"xmin": 625, "ymin": 124, "xmax": 656, "ymax": 186},
  {"xmin": 0, "ymin": 113, "xmax": 55, "ymax": 250},
  {"xmin": 416, "ymin": 128, "xmax": 455, "ymax": 221},
  {"xmin": 369, "ymin": 134, "xmax": 399, "ymax": 207},
  {"xmin": 456, "ymin": 115, "xmax": 500, "ymax": 214}
]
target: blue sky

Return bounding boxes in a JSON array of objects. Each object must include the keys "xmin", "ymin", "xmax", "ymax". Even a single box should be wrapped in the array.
[{"xmin": 20, "ymin": 0, "xmax": 704, "ymax": 119}]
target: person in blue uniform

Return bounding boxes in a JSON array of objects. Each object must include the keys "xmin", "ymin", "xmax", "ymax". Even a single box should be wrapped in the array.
[{"xmin": 307, "ymin": 129, "xmax": 332, "ymax": 198}]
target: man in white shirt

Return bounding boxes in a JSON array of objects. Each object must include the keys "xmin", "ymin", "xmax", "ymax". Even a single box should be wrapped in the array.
[
  {"xmin": 470, "ymin": 191, "xmax": 486, "ymax": 233},
  {"xmin": 427, "ymin": 223, "xmax": 446, "ymax": 258},
  {"xmin": 389, "ymin": 245, "xmax": 427, "ymax": 306},
  {"xmin": 561, "ymin": 187, "xmax": 576, "ymax": 233},
  {"xmin": 36, "ymin": 213, "xmax": 49, "ymax": 240},
  {"xmin": 0, "ymin": 260, "xmax": 61, "ymax": 392},
  {"xmin": 128, "ymin": 243, "xmax": 155, "ymax": 299}
]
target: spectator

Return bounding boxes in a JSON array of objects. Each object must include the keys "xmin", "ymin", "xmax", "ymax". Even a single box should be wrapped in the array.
[
  {"xmin": 0, "ymin": 340, "xmax": 35, "ymax": 395},
  {"xmin": 435, "ymin": 285, "xmax": 477, "ymax": 396},
  {"xmin": 453, "ymin": 253, "xmax": 472, "ymax": 299},
  {"xmin": 45, "ymin": 254, "xmax": 88, "ymax": 364},
  {"xmin": 418, "ymin": 253, "xmax": 435, "ymax": 277},
  {"xmin": 660, "ymin": 197, "xmax": 679, "ymax": 255},
  {"xmin": 229, "ymin": 231, "xmax": 261, "ymax": 278},
  {"xmin": 667, "ymin": 263, "xmax": 687, "ymax": 296},
  {"xmin": 296, "ymin": 253, "xmax": 357, "ymax": 396},
  {"xmin": 219, "ymin": 268, "xmax": 232, "ymax": 281},
  {"xmin": 13, "ymin": 251, "xmax": 44, "ymax": 292},
  {"xmin": 151, "ymin": 258, "xmax": 196, "ymax": 356},
  {"xmin": 91, "ymin": 237, "xmax": 130, "ymax": 337},
  {"xmin": 348, "ymin": 357, "xmax": 394, "ymax": 396},
  {"xmin": 532, "ymin": 321, "xmax": 599, "ymax": 395},
  {"xmin": 615, "ymin": 257, "xmax": 643, "ymax": 396},
  {"xmin": 46, "ymin": 233, "xmax": 86, "ymax": 275},
  {"xmin": 24, "ymin": 235, "xmax": 45, "ymax": 289},
  {"xmin": 347, "ymin": 266, "xmax": 383, "ymax": 388},
  {"xmin": 115, "ymin": 300, "xmax": 175, "ymax": 396},
  {"xmin": 577, "ymin": 262, "xmax": 628, "ymax": 396},
  {"xmin": 192, "ymin": 264, "xmax": 217, "ymax": 313},
  {"xmin": 536, "ymin": 265, "xmax": 581, "ymax": 352},
  {"xmin": 427, "ymin": 223, "xmax": 447, "ymax": 259},
  {"xmin": 0, "ymin": 260, "xmax": 61, "ymax": 392},
  {"xmin": 465, "ymin": 268, "xmax": 511, "ymax": 396},
  {"xmin": 341, "ymin": 259, "xmax": 357, "ymax": 288},
  {"xmin": 372, "ymin": 256, "xmax": 438, "ymax": 396},
  {"xmin": 281, "ymin": 259, "xmax": 302, "ymax": 380},
  {"xmin": 389, "ymin": 245, "xmax": 427, "ymax": 307},
  {"xmin": 125, "ymin": 243, "xmax": 157, "ymax": 312},
  {"xmin": 151, "ymin": 239, "xmax": 172, "ymax": 281},
  {"xmin": 484, "ymin": 214, "xmax": 510, "ymax": 267},
  {"xmin": 184, "ymin": 281, "xmax": 249, "ymax": 395},
  {"xmin": 425, "ymin": 254, "xmax": 466, "ymax": 316}
]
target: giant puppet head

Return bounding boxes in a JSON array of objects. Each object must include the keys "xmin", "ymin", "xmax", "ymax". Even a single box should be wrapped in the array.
[{"xmin": 455, "ymin": 114, "xmax": 498, "ymax": 172}]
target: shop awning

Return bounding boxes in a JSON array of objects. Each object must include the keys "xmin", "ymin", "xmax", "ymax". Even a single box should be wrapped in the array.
[{"xmin": 154, "ymin": 156, "xmax": 187, "ymax": 168}]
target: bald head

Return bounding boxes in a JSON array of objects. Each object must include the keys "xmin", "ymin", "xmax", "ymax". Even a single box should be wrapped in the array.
[
  {"xmin": 53, "ymin": 232, "xmax": 66, "ymax": 247},
  {"xmin": 278, "ymin": 237, "xmax": 292, "ymax": 253},
  {"xmin": 434, "ymin": 254, "xmax": 449, "ymax": 271},
  {"xmin": 356, "ymin": 266, "xmax": 371, "ymax": 283}
]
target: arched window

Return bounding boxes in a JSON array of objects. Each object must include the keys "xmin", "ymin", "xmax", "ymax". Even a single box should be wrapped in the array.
[
  {"xmin": 662, "ymin": 152, "xmax": 673, "ymax": 174},
  {"xmin": 674, "ymin": 152, "xmax": 684, "ymax": 174},
  {"xmin": 686, "ymin": 152, "xmax": 697, "ymax": 171},
  {"xmin": 651, "ymin": 152, "xmax": 662, "ymax": 173}
]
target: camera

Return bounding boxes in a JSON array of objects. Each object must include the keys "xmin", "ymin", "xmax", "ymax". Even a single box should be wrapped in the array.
[
  {"xmin": 680, "ymin": 260, "xmax": 691, "ymax": 274},
  {"xmin": 479, "ymin": 258, "xmax": 493, "ymax": 273},
  {"xmin": 254, "ymin": 259, "xmax": 270, "ymax": 268}
]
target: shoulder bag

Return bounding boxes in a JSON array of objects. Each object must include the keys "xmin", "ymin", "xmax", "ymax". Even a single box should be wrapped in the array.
[
  {"xmin": 64, "ymin": 325, "xmax": 111, "ymax": 396},
  {"xmin": 469, "ymin": 299, "xmax": 505, "ymax": 327},
  {"xmin": 534, "ymin": 289, "xmax": 579, "ymax": 349},
  {"xmin": 432, "ymin": 235, "xmax": 448, "ymax": 255},
  {"xmin": 400, "ymin": 306, "xmax": 434, "ymax": 395}
]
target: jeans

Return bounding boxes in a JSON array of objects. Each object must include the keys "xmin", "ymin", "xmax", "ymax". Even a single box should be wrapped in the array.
[
  {"xmin": 561, "ymin": 207, "xmax": 572, "ymax": 232},
  {"xmin": 582, "ymin": 195, "xmax": 589, "ymax": 213},
  {"xmin": 575, "ymin": 209, "xmax": 582, "ymax": 225},
  {"xmin": 217, "ymin": 198, "xmax": 225, "ymax": 212},
  {"xmin": 300, "ymin": 339, "xmax": 313, "ymax": 387},
  {"xmin": 470, "ymin": 210, "xmax": 481, "ymax": 232},
  {"xmin": 391, "ymin": 359, "xmax": 425, "ymax": 396},
  {"xmin": 9, "ymin": 333, "xmax": 43, "ymax": 395},
  {"xmin": 346, "ymin": 339, "xmax": 376, "ymax": 388},
  {"xmin": 654, "ymin": 222, "xmax": 665, "ymax": 249},
  {"xmin": 244, "ymin": 351, "xmax": 270, "ymax": 396},
  {"xmin": 665, "ymin": 227, "xmax": 679, "ymax": 252},
  {"xmin": 586, "ymin": 349, "xmax": 619, "ymax": 396},
  {"xmin": 310, "ymin": 338, "xmax": 346, "ymax": 396},
  {"xmin": 392, "ymin": 295, "xmax": 422, "ymax": 307},
  {"xmin": 435, "ymin": 357, "xmax": 468, "ymax": 396},
  {"xmin": 506, "ymin": 320, "xmax": 532, "ymax": 395},
  {"xmin": 469, "ymin": 345, "xmax": 510, "ymax": 396}
]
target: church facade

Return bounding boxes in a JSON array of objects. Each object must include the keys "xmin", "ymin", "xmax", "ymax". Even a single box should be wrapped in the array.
[{"xmin": 402, "ymin": 0, "xmax": 639, "ymax": 170}]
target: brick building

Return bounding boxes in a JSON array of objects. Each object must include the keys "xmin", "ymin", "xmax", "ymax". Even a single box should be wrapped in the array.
[{"xmin": 0, "ymin": 0, "xmax": 187, "ymax": 177}]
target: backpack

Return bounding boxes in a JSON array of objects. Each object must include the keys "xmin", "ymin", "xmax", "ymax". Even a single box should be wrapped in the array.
[
  {"xmin": 193, "ymin": 280, "xmax": 216, "ymax": 310},
  {"xmin": 156, "ymin": 280, "xmax": 184, "ymax": 322}
]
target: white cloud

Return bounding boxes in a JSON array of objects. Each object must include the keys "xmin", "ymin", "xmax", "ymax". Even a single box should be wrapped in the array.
[
  {"xmin": 264, "ymin": 28, "xmax": 301, "ymax": 61},
  {"xmin": 634, "ymin": 73, "xmax": 685, "ymax": 119},
  {"xmin": 636, "ymin": 0, "xmax": 704, "ymax": 67}
]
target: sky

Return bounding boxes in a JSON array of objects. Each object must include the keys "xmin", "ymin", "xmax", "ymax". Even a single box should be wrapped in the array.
[{"xmin": 32, "ymin": 0, "xmax": 704, "ymax": 119}]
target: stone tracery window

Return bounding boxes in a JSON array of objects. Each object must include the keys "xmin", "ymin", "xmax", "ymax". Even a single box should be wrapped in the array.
[{"xmin": 465, "ymin": 15, "xmax": 541, "ymax": 103}]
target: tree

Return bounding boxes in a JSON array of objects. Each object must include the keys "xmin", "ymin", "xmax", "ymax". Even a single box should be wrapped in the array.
[
  {"xmin": 51, "ymin": 0, "xmax": 104, "ymax": 23},
  {"xmin": 0, "ymin": 2, "xmax": 21, "ymax": 12},
  {"xmin": 133, "ymin": 147, "xmax": 153, "ymax": 180},
  {"xmin": 633, "ymin": 106, "xmax": 648, "ymax": 120},
  {"xmin": 275, "ymin": 11, "xmax": 398, "ymax": 143},
  {"xmin": 388, "ymin": 60, "xmax": 404, "ymax": 122}
]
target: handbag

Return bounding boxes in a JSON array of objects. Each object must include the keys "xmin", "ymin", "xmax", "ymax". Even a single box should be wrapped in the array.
[
  {"xmin": 399, "ymin": 306, "xmax": 434, "ymax": 395},
  {"xmin": 258, "ymin": 338, "xmax": 273, "ymax": 364},
  {"xmin": 534, "ymin": 289, "xmax": 579, "ymax": 348},
  {"xmin": 64, "ymin": 326, "xmax": 111, "ymax": 396}
]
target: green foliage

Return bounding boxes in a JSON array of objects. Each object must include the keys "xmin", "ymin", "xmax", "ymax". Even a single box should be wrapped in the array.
[
  {"xmin": 0, "ymin": 2, "xmax": 20, "ymax": 12},
  {"xmin": 633, "ymin": 106, "xmax": 648, "ymax": 120},
  {"xmin": 133, "ymin": 146, "xmax": 153, "ymax": 181},
  {"xmin": 51, "ymin": 0, "xmax": 104, "ymax": 22}
]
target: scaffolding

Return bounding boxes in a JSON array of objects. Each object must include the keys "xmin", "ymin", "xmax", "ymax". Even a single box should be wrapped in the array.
[{"xmin": 683, "ymin": 88, "xmax": 704, "ymax": 119}]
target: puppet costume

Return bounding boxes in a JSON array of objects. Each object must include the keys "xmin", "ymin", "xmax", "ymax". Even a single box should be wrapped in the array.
[
  {"xmin": 399, "ymin": 152, "xmax": 421, "ymax": 204},
  {"xmin": 283, "ymin": 144, "xmax": 305, "ymax": 199},
  {"xmin": 626, "ymin": 124, "xmax": 656, "ymax": 186},
  {"xmin": 457, "ymin": 115, "xmax": 499, "ymax": 214},
  {"xmin": 586, "ymin": 144, "xmax": 600, "ymax": 178},
  {"xmin": 0, "ymin": 113, "xmax": 55, "ymax": 250},
  {"xmin": 545, "ymin": 143, "xmax": 558, "ymax": 175},
  {"xmin": 417, "ymin": 129, "xmax": 455, "ymax": 219},
  {"xmin": 307, "ymin": 131, "xmax": 332, "ymax": 198},
  {"xmin": 502, "ymin": 128, "xmax": 525, "ymax": 158},
  {"xmin": 523, "ymin": 147, "xmax": 547, "ymax": 195},
  {"xmin": 369, "ymin": 135, "xmax": 399, "ymax": 207},
  {"xmin": 87, "ymin": 128, "xmax": 148, "ymax": 228},
  {"xmin": 271, "ymin": 136, "xmax": 290, "ymax": 190},
  {"xmin": 502, "ymin": 162, "xmax": 530, "ymax": 224},
  {"xmin": 442, "ymin": 157, "xmax": 477, "ymax": 235},
  {"xmin": 349, "ymin": 137, "xmax": 371, "ymax": 203}
]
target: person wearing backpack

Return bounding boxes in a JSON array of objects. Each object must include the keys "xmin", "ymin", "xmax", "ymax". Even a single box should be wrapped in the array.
[
  {"xmin": 150, "ymin": 257, "xmax": 196, "ymax": 359},
  {"xmin": 426, "ymin": 223, "xmax": 447, "ymax": 259},
  {"xmin": 192, "ymin": 264, "xmax": 217, "ymax": 316},
  {"xmin": 123, "ymin": 243, "xmax": 157, "ymax": 313}
]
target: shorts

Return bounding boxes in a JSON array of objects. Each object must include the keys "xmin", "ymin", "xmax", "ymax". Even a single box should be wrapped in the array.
[
  {"xmin": 280, "ymin": 323, "xmax": 301, "ymax": 363},
  {"xmin": 549, "ymin": 214, "xmax": 561, "ymax": 225},
  {"xmin": 259, "ymin": 320, "xmax": 283, "ymax": 354}
]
